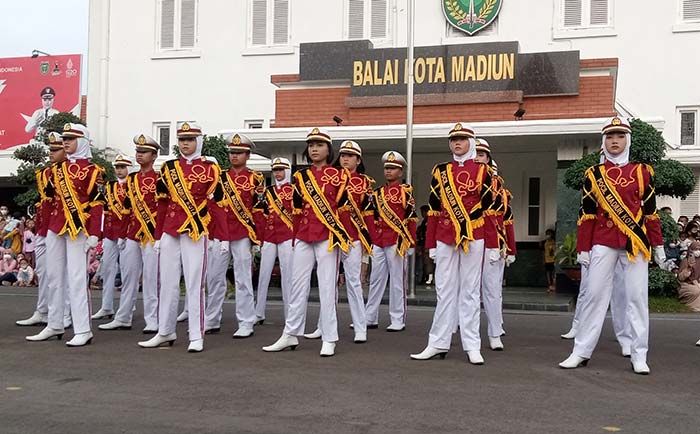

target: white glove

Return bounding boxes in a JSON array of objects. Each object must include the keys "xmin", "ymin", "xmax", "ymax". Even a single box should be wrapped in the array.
[
  {"xmin": 219, "ymin": 240, "xmax": 230, "ymax": 256},
  {"xmin": 653, "ymin": 246, "xmax": 666, "ymax": 267},
  {"xmin": 487, "ymin": 248, "xmax": 501, "ymax": 264},
  {"xmin": 251, "ymin": 244, "xmax": 261, "ymax": 255},
  {"xmin": 428, "ymin": 248, "xmax": 436, "ymax": 260},
  {"xmin": 407, "ymin": 248, "xmax": 415, "ymax": 256},
  {"xmin": 153, "ymin": 240, "xmax": 161, "ymax": 254},
  {"xmin": 117, "ymin": 239, "xmax": 126, "ymax": 251},
  {"xmin": 505, "ymin": 255, "xmax": 516, "ymax": 266},
  {"xmin": 577, "ymin": 251, "xmax": 590, "ymax": 267},
  {"xmin": 83, "ymin": 235, "xmax": 99, "ymax": 252}
]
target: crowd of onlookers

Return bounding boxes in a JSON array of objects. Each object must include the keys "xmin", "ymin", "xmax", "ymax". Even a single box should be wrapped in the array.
[
  {"xmin": 661, "ymin": 208, "xmax": 700, "ymax": 312},
  {"xmin": 0, "ymin": 205, "xmax": 36, "ymax": 286}
]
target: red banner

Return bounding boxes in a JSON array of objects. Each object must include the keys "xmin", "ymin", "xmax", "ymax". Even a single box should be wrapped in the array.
[{"xmin": 0, "ymin": 54, "xmax": 81, "ymax": 151}]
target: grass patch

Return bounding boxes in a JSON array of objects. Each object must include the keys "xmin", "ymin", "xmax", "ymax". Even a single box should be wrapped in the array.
[{"xmin": 648, "ymin": 296, "xmax": 692, "ymax": 314}]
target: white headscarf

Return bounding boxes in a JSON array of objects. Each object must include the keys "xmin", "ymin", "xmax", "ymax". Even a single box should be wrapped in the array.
[
  {"xmin": 68, "ymin": 136, "xmax": 93, "ymax": 161},
  {"xmin": 600, "ymin": 133, "xmax": 631, "ymax": 166},
  {"xmin": 181, "ymin": 135, "xmax": 204, "ymax": 163},
  {"xmin": 275, "ymin": 168, "xmax": 292, "ymax": 188},
  {"xmin": 453, "ymin": 138, "xmax": 477, "ymax": 165}
]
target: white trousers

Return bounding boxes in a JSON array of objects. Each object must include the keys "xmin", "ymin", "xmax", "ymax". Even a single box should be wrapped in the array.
[
  {"xmin": 569, "ymin": 263, "xmax": 629, "ymax": 350},
  {"xmin": 34, "ymin": 236, "xmax": 48, "ymax": 315},
  {"xmin": 115, "ymin": 239, "xmax": 158, "ymax": 328},
  {"xmin": 428, "ymin": 240, "xmax": 485, "ymax": 351},
  {"xmin": 365, "ymin": 244, "xmax": 407, "ymax": 328},
  {"xmin": 341, "ymin": 241, "xmax": 367, "ymax": 332},
  {"xmin": 99, "ymin": 238, "xmax": 121, "ymax": 312},
  {"xmin": 204, "ymin": 239, "xmax": 230, "ymax": 329},
  {"xmin": 45, "ymin": 230, "xmax": 91, "ymax": 334},
  {"xmin": 255, "ymin": 240, "xmax": 294, "ymax": 321},
  {"xmin": 158, "ymin": 233, "xmax": 207, "ymax": 341},
  {"xmin": 284, "ymin": 241, "xmax": 339, "ymax": 342},
  {"xmin": 481, "ymin": 256, "xmax": 505, "ymax": 338},
  {"xmin": 573, "ymin": 245, "xmax": 649, "ymax": 363}
]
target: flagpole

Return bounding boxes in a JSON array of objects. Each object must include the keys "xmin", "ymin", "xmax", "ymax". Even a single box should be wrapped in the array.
[{"xmin": 406, "ymin": 0, "xmax": 416, "ymax": 299}]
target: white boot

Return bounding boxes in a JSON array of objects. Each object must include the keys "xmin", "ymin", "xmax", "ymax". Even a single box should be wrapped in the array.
[
  {"xmin": 320, "ymin": 341, "xmax": 336, "ymax": 357},
  {"xmin": 425, "ymin": 274, "xmax": 434, "ymax": 285},
  {"xmin": 98, "ymin": 320, "xmax": 132, "ymax": 330},
  {"xmin": 559, "ymin": 354, "xmax": 589, "ymax": 369},
  {"xmin": 66, "ymin": 332, "xmax": 94, "ymax": 347},
  {"xmin": 631, "ymin": 360, "xmax": 650, "ymax": 375},
  {"xmin": 560, "ymin": 329, "xmax": 577, "ymax": 340},
  {"xmin": 696, "ymin": 338, "xmax": 700, "ymax": 347},
  {"xmin": 138, "ymin": 333, "xmax": 177, "ymax": 348},
  {"xmin": 262, "ymin": 334, "xmax": 299, "ymax": 352},
  {"xmin": 16, "ymin": 311, "xmax": 48, "ymax": 326},
  {"xmin": 621, "ymin": 346, "xmax": 631, "ymax": 358},
  {"xmin": 386, "ymin": 323, "xmax": 405, "ymax": 332},
  {"xmin": 176, "ymin": 310, "xmax": 188, "ymax": 322},
  {"xmin": 488, "ymin": 336, "xmax": 504, "ymax": 351},
  {"xmin": 188, "ymin": 339, "xmax": 204, "ymax": 353},
  {"xmin": 303, "ymin": 328, "xmax": 322, "ymax": 339},
  {"xmin": 26, "ymin": 327, "xmax": 64, "ymax": 342},
  {"xmin": 91, "ymin": 309, "xmax": 114, "ymax": 320},
  {"xmin": 467, "ymin": 350, "xmax": 485, "ymax": 365},
  {"xmin": 410, "ymin": 346, "xmax": 447, "ymax": 360},
  {"xmin": 354, "ymin": 332, "xmax": 367, "ymax": 343},
  {"xmin": 232, "ymin": 327, "xmax": 254, "ymax": 339}
]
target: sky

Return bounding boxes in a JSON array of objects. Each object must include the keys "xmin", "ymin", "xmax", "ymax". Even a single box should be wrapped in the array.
[{"xmin": 0, "ymin": 0, "xmax": 90, "ymax": 91}]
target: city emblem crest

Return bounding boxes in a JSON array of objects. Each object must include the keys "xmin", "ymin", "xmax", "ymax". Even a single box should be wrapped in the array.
[{"xmin": 442, "ymin": 0, "xmax": 502, "ymax": 36}]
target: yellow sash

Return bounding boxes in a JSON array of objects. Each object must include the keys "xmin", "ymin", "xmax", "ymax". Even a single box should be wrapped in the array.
[
  {"xmin": 265, "ymin": 187, "xmax": 293, "ymax": 231},
  {"xmin": 53, "ymin": 163, "xmax": 90, "ymax": 239},
  {"xmin": 127, "ymin": 173, "xmax": 156, "ymax": 245},
  {"xmin": 161, "ymin": 160, "xmax": 210, "ymax": 241},
  {"xmin": 375, "ymin": 186, "xmax": 415, "ymax": 257},
  {"xmin": 220, "ymin": 172, "xmax": 259, "ymax": 244}
]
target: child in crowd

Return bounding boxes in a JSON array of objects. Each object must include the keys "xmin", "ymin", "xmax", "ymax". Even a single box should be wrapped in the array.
[
  {"xmin": 14, "ymin": 257, "xmax": 34, "ymax": 287},
  {"xmin": 23, "ymin": 218, "xmax": 36, "ymax": 268},
  {"xmin": 542, "ymin": 229, "xmax": 556, "ymax": 293}
]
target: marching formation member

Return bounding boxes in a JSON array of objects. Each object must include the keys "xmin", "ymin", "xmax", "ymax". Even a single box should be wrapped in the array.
[
  {"xmin": 92, "ymin": 154, "xmax": 132, "ymax": 320},
  {"xmin": 304, "ymin": 141, "xmax": 374, "ymax": 342},
  {"xmin": 254, "ymin": 157, "xmax": 294, "ymax": 323},
  {"xmin": 27, "ymin": 123, "xmax": 105, "ymax": 346},
  {"xmin": 206, "ymin": 133, "xmax": 265, "ymax": 338},
  {"xmin": 410, "ymin": 123, "xmax": 497, "ymax": 365},
  {"xmin": 138, "ymin": 122, "xmax": 220, "ymax": 353},
  {"xmin": 560, "ymin": 117, "xmax": 664, "ymax": 375},
  {"xmin": 100, "ymin": 135, "xmax": 161, "ymax": 333},
  {"xmin": 263, "ymin": 128, "xmax": 351, "ymax": 357},
  {"xmin": 473, "ymin": 140, "xmax": 516, "ymax": 351},
  {"xmin": 16, "ymin": 132, "xmax": 68, "ymax": 327},
  {"xmin": 364, "ymin": 151, "xmax": 417, "ymax": 333}
]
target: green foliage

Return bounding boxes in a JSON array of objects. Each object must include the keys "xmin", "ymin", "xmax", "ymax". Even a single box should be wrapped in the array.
[
  {"xmin": 12, "ymin": 143, "xmax": 48, "ymax": 207},
  {"xmin": 648, "ymin": 267, "xmax": 680, "ymax": 297},
  {"xmin": 555, "ymin": 232, "xmax": 578, "ymax": 266},
  {"xmin": 654, "ymin": 159, "xmax": 696, "ymax": 199},
  {"xmin": 173, "ymin": 135, "xmax": 231, "ymax": 170},
  {"xmin": 91, "ymin": 147, "xmax": 116, "ymax": 183},
  {"xmin": 629, "ymin": 118, "xmax": 665, "ymax": 164},
  {"xmin": 660, "ymin": 210, "xmax": 680, "ymax": 242},
  {"xmin": 38, "ymin": 112, "xmax": 84, "ymax": 141},
  {"xmin": 563, "ymin": 152, "xmax": 599, "ymax": 191}
]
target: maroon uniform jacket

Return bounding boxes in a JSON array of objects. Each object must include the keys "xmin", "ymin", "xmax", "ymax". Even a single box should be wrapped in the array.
[
  {"xmin": 124, "ymin": 170, "xmax": 159, "ymax": 244},
  {"xmin": 210, "ymin": 167, "xmax": 265, "ymax": 243},
  {"xmin": 368, "ymin": 181, "xmax": 418, "ymax": 255},
  {"xmin": 338, "ymin": 171, "xmax": 374, "ymax": 253},
  {"xmin": 492, "ymin": 175, "xmax": 517, "ymax": 256},
  {"xmin": 103, "ymin": 179, "xmax": 129, "ymax": 241},
  {"xmin": 256, "ymin": 182, "xmax": 295, "ymax": 244},
  {"xmin": 425, "ymin": 160, "xmax": 498, "ymax": 250}
]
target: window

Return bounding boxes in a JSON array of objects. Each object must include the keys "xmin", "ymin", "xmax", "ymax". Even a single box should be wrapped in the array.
[
  {"xmin": 680, "ymin": 108, "xmax": 698, "ymax": 147},
  {"xmin": 249, "ymin": 0, "xmax": 290, "ymax": 47},
  {"xmin": 682, "ymin": 0, "xmax": 700, "ymax": 22},
  {"xmin": 346, "ymin": 0, "xmax": 390, "ymax": 43},
  {"xmin": 445, "ymin": 17, "xmax": 499, "ymax": 39},
  {"xmin": 154, "ymin": 122, "xmax": 172, "ymax": 156},
  {"xmin": 527, "ymin": 177, "xmax": 541, "ymax": 236},
  {"xmin": 554, "ymin": 0, "xmax": 615, "ymax": 39},
  {"xmin": 244, "ymin": 120, "xmax": 264, "ymax": 129},
  {"xmin": 157, "ymin": 0, "xmax": 198, "ymax": 51}
]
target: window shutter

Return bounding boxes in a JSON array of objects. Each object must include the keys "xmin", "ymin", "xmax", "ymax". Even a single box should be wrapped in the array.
[
  {"xmin": 160, "ymin": 0, "xmax": 175, "ymax": 49},
  {"xmin": 589, "ymin": 0, "xmax": 609, "ymax": 25},
  {"xmin": 252, "ymin": 0, "xmax": 268, "ymax": 46},
  {"xmin": 273, "ymin": 0, "xmax": 289, "ymax": 45},
  {"xmin": 681, "ymin": 111, "xmax": 697, "ymax": 146},
  {"xmin": 370, "ymin": 0, "xmax": 388, "ymax": 39},
  {"xmin": 683, "ymin": 0, "xmax": 700, "ymax": 21},
  {"xmin": 680, "ymin": 174, "xmax": 700, "ymax": 216},
  {"xmin": 563, "ymin": 0, "xmax": 583, "ymax": 27},
  {"xmin": 180, "ymin": 0, "xmax": 196, "ymax": 48},
  {"xmin": 348, "ymin": 0, "xmax": 365, "ymax": 39}
]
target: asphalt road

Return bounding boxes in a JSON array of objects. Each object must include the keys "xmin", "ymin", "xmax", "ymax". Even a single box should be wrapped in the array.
[{"xmin": 1, "ymin": 288, "xmax": 699, "ymax": 434}]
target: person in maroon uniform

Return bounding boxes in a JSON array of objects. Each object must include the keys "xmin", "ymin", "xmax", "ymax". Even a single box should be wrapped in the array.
[
  {"xmin": 364, "ymin": 151, "xmax": 417, "ymax": 333},
  {"xmin": 560, "ymin": 116, "xmax": 665, "ymax": 375}
]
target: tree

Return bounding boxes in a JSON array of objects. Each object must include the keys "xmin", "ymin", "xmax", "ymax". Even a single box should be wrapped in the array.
[
  {"xmin": 12, "ymin": 112, "xmax": 116, "ymax": 208},
  {"xmin": 173, "ymin": 134, "xmax": 231, "ymax": 170},
  {"xmin": 563, "ymin": 118, "xmax": 695, "ymax": 242}
]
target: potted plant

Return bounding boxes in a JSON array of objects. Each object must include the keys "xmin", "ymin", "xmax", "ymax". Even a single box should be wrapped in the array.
[{"xmin": 556, "ymin": 232, "xmax": 581, "ymax": 281}]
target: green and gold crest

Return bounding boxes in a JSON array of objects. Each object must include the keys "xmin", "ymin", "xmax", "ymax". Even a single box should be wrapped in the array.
[{"xmin": 442, "ymin": 0, "xmax": 502, "ymax": 36}]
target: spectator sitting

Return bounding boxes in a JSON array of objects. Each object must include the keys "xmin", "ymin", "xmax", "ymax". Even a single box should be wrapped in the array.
[
  {"xmin": 14, "ymin": 258, "xmax": 34, "ymax": 287},
  {"xmin": 0, "ymin": 250, "xmax": 18, "ymax": 285},
  {"xmin": 1, "ymin": 212, "xmax": 23, "ymax": 254},
  {"xmin": 678, "ymin": 215, "xmax": 689, "ymax": 228},
  {"xmin": 677, "ymin": 241, "xmax": 700, "ymax": 312},
  {"xmin": 679, "ymin": 232, "xmax": 692, "ymax": 259},
  {"xmin": 23, "ymin": 218, "xmax": 37, "ymax": 268}
]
